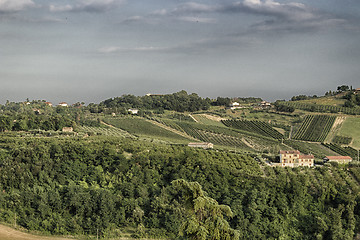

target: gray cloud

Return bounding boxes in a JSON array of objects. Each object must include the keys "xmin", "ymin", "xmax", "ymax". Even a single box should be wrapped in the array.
[
  {"xmin": 151, "ymin": 0, "xmax": 348, "ymax": 33},
  {"xmin": 220, "ymin": 0, "xmax": 347, "ymax": 32},
  {"xmin": 0, "ymin": 0, "xmax": 34, "ymax": 13},
  {"xmin": 49, "ymin": 0, "xmax": 124, "ymax": 13}
]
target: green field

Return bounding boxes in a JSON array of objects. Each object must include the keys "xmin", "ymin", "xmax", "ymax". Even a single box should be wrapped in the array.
[{"xmin": 337, "ymin": 117, "xmax": 360, "ymax": 149}]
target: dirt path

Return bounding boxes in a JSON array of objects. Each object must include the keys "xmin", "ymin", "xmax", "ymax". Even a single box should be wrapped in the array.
[
  {"xmin": 198, "ymin": 114, "xmax": 227, "ymax": 122},
  {"xmin": 188, "ymin": 114, "xmax": 198, "ymax": 122},
  {"xmin": 0, "ymin": 224, "xmax": 75, "ymax": 240}
]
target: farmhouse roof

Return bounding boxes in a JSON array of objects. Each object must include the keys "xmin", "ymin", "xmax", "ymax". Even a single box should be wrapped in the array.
[{"xmin": 299, "ymin": 154, "xmax": 314, "ymax": 159}]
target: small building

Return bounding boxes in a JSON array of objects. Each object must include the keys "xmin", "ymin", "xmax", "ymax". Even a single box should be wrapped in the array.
[
  {"xmin": 58, "ymin": 102, "xmax": 68, "ymax": 107},
  {"xmin": 279, "ymin": 150, "xmax": 314, "ymax": 167},
  {"xmin": 324, "ymin": 156, "xmax": 352, "ymax": 164},
  {"xmin": 62, "ymin": 127, "xmax": 73, "ymax": 132},
  {"xmin": 229, "ymin": 102, "xmax": 243, "ymax": 110},
  {"xmin": 128, "ymin": 108, "xmax": 139, "ymax": 115},
  {"xmin": 188, "ymin": 142, "xmax": 214, "ymax": 149},
  {"xmin": 45, "ymin": 102, "xmax": 53, "ymax": 107},
  {"xmin": 355, "ymin": 88, "xmax": 360, "ymax": 94},
  {"xmin": 261, "ymin": 101, "xmax": 271, "ymax": 108}
]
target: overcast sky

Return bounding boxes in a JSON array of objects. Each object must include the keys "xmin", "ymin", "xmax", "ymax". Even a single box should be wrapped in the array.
[{"xmin": 1, "ymin": 0, "xmax": 360, "ymax": 104}]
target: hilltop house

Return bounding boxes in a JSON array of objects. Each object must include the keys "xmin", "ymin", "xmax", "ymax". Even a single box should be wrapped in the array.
[
  {"xmin": 261, "ymin": 101, "xmax": 271, "ymax": 108},
  {"xmin": 58, "ymin": 102, "xmax": 68, "ymax": 107},
  {"xmin": 324, "ymin": 156, "xmax": 352, "ymax": 164},
  {"xmin": 229, "ymin": 102, "xmax": 242, "ymax": 110},
  {"xmin": 188, "ymin": 142, "xmax": 214, "ymax": 149},
  {"xmin": 278, "ymin": 150, "xmax": 314, "ymax": 167},
  {"xmin": 128, "ymin": 108, "xmax": 139, "ymax": 115},
  {"xmin": 45, "ymin": 102, "xmax": 53, "ymax": 107}
]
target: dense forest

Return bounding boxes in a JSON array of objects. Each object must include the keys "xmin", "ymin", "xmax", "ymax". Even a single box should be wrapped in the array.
[
  {"xmin": 100, "ymin": 91, "xmax": 211, "ymax": 113},
  {"xmin": 0, "ymin": 136, "xmax": 359, "ymax": 239}
]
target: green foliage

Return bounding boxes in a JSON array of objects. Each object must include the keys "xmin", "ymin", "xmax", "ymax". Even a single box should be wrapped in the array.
[
  {"xmin": 101, "ymin": 90, "xmax": 211, "ymax": 112},
  {"xmin": 172, "ymin": 179, "xmax": 239, "ymax": 240},
  {"xmin": 0, "ymin": 129, "xmax": 359, "ymax": 239}
]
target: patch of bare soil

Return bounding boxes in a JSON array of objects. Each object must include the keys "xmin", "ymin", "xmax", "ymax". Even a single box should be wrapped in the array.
[
  {"xmin": 0, "ymin": 224, "xmax": 75, "ymax": 240},
  {"xmin": 200, "ymin": 114, "xmax": 227, "ymax": 122}
]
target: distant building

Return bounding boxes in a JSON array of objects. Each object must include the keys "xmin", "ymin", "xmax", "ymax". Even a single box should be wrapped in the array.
[
  {"xmin": 279, "ymin": 150, "xmax": 314, "ymax": 167},
  {"xmin": 128, "ymin": 108, "xmax": 139, "ymax": 115},
  {"xmin": 62, "ymin": 127, "xmax": 73, "ymax": 132},
  {"xmin": 188, "ymin": 142, "xmax": 214, "ymax": 149},
  {"xmin": 324, "ymin": 156, "xmax": 352, "ymax": 164},
  {"xmin": 45, "ymin": 102, "xmax": 53, "ymax": 107},
  {"xmin": 355, "ymin": 88, "xmax": 360, "ymax": 94},
  {"xmin": 58, "ymin": 102, "xmax": 68, "ymax": 107},
  {"xmin": 229, "ymin": 102, "xmax": 243, "ymax": 110},
  {"xmin": 145, "ymin": 93, "xmax": 163, "ymax": 97},
  {"xmin": 261, "ymin": 101, "xmax": 271, "ymax": 108}
]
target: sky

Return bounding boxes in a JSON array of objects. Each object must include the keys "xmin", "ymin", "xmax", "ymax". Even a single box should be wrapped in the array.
[{"xmin": 1, "ymin": 0, "xmax": 360, "ymax": 104}]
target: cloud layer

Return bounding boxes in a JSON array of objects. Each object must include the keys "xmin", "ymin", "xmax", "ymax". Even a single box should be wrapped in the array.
[
  {"xmin": 148, "ymin": 0, "xmax": 347, "ymax": 32},
  {"xmin": 0, "ymin": 0, "xmax": 34, "ymax": 12},
  {"xmin": 50, "ymin": 0, "xmax": 124, "ymax": 13}
]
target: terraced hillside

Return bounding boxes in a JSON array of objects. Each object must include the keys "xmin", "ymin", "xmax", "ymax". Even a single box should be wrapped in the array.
[{"xmin": 292, "ymin": 115, "xmax": 336, "ymax": 142}]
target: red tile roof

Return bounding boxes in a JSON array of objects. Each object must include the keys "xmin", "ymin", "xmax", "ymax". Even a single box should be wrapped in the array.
[{"xmin": 325, "ymin": 156, "xmax": 352, "ymax": 160}]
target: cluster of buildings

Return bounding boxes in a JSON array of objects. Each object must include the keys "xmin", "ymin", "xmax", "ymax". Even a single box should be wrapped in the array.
[{"xmin": 276, "ymin": 150, "xmax": 353, "ymax": 167}]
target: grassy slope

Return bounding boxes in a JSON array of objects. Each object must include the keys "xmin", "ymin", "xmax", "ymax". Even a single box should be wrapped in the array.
[
  {"xmin": 296, "ymin": 96, "xmax": 346, "ymax": 106},
  {"xmin": 337, "ymin": 117, "xmax": 360, "ymax": 149},
  {"xmin": 103, "ymin": 117, "xmax": 190, "ymax": 144}
]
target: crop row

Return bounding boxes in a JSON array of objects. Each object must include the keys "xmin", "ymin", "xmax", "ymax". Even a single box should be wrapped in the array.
[
  {"xmin": 278, "ymin": 101, "xmax": 360, "ymax": 115},
  {"xmin": 221, "ymin": 120, "xmax": 284, "ymax": 139},
  {"xmin": 292, "ymin": 115, "xmax": 336, "ymax": 142}
]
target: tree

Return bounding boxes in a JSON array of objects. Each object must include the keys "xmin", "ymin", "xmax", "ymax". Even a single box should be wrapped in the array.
[
  {"xmin": 172, "ymin": 179, "xmax": 239, "ymax": 240},
  {"xmin": 337, "ymin": 85, "xmax": 350, "ymax": 92}
]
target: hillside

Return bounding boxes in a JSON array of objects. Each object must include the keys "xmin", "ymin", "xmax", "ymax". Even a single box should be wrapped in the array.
[
  {"xmin": 0, "ymin": 90, "xmax": 360, "ymax": 239},
  {"xmin": 0, "ymin": 137, "xmax": 359, "ymax": 239}
]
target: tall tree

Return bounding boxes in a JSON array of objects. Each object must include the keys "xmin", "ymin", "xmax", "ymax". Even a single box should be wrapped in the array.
[{"xmin": 172, "ymin": 179, "xmax": 239, "ymax": 240}]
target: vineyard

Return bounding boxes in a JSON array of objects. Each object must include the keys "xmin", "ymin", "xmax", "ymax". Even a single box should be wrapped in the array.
[
  {"xmin": 277, "ymin": 101, "xmax": 360, "ymax": 115},
  {"xmin": 292, "ymin": 115, "xmax": 336, "ymax": 142},
  {"xmin": 221, "ymin": 119, "xmax": 284, "ymax": 139},
  {"xmin": 322, "ymin": 143, "xmax": 359, "ymax": 160},
  {"xmin": 77, "ymin": 126, "xmax": 135, "ymax": 138}
]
